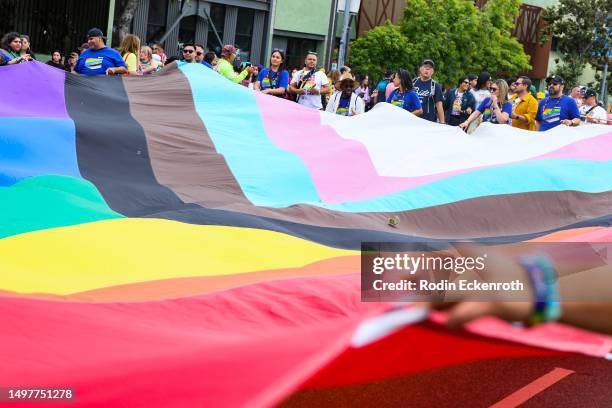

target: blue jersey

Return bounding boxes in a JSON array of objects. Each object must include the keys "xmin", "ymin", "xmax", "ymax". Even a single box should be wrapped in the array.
[
  {"xmin": 257, "ymin": 68, "xmax": 289, "ymax": 91},
  {"xmin": 536, "ymin": 95, "xmax": 580, "ymax": 131},
  {"xmin": 477, "ymin": 97, "xmax": 512, "ymax": 124},
  {"xmin": 386, "ymin": 89, "xmax": 422, "ymax": 113},
  {"xmin": 75, "ymin": 47, "xmax": 126, "ymax": 76}
]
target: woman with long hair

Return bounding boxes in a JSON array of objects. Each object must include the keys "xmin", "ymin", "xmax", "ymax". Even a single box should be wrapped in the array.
[
  {"xmin": 460, "ymin": 79, "xmax": 512, "ymax": 130},
  {"xmin": 46, "ymin": 50, "xmax": 65, "ymax": 70},
  {"xmin": 138, "ymin": 46, "xmax": 161, "ymax": 75},
  {"xmin": 386, "ymin": 69, "xmax": 423, "ymax": 115},
  {"xmin": 0, "ymin": 32, "xmax": 31, "ymax": 64},
  {"xmin": 117, "ymin": 34, "xmax": 141, "ymax": 75},
  {"xmin": 19, "ymin": 34, "xmax": 36, "ymax": 60},
  {"xmin": 254, "ymin": 49, "xmax": 290, "ymax": 97},
  {"xmin": 354, "ymin": 73, "xmax": 371, "ymax": 109}
]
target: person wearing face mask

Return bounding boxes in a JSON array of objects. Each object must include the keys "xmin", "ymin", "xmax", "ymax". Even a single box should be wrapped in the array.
[
  {"xmin": 386, "ymin": 69, "xmax": 422, "ymax": 116},
  {"xmin": 254, "ymin": 49, "xmax": 289, "ymax": 98},
  {"xmin": 325, "ymin": 74, "xmax": 365, "ymax": 116},
  {"xmin": 444, "ymin": 76, "xmax": 476, "ymax": 126},
  {"xmin": 535, "ymin": 75, "xmax": 581, "ymax": 131},
  {"xmin": 459, "ymin": 79, "xmax": 512, "ymax": 130}
]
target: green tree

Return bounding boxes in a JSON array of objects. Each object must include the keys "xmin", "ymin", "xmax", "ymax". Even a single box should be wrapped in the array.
[
  {"xmin": 396, "ymin": 0, "xmax": 530, "ymax": 86},
  {"xmin": 347, "ymin": 23, "xmax": 415, "ymax": 84},
  {"xmin": 542, "ymin": 0, "xmax": 611, "ymax": 93}
]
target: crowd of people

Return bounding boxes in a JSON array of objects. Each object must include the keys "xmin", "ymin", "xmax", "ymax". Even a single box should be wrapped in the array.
[{"xmin": 2, "ymin": 28, "xmax": 611, "ymax": 131}]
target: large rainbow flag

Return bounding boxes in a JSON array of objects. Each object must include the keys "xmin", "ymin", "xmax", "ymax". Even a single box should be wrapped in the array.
[{"xmin": 1, "ymin": 61, "xmax": 611, "ymax": 407}]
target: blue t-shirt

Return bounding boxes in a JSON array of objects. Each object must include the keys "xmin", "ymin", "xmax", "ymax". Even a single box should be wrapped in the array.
[
  {"xmin": 75, "ymin": 47, "xmax": 127, "ymax": 75},
  {"xmin": 413, "ymin": 78, "xmax": 443, "ymax": 121},
  {"xmin": 477, "ymin": 97, "xmax": 512, "ymax": 124},
  {"xmin": 535, "ymin": 95, "xmax": 580, "ymax": 131},
  {"xmin": 335, "ymin": 96, "xmax": 352, "ymax": 116},
  {"xmin": 257, "ymin": 68, "xmax": 289, "ymax": 91},
  {"xmin": 386, "ymin": 89, "xmax": 422, "ymax": 113},
  {"xmin": 0, "ymin": 49, "xmax": 14, "ymax": 65}
]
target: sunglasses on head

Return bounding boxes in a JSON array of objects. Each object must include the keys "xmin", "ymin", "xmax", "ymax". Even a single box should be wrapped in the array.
[{"xmin": 272, "ymin": 48, "xmax": 285, "ymax": 53}]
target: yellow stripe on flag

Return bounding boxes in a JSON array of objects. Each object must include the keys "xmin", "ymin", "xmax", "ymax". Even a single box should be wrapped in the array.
[{"xmin": 0, "ymin": 218, "xmax": 353, "ymax": 295}]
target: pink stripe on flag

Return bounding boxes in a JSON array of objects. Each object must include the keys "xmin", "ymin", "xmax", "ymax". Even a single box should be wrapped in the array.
[
  {"xmin": 254, "ymin": 92, "xmax": 417, "ymax": 203},
  {"xmin": 255, "ymin": 93, "xmax": 612, "ymax": 203}
]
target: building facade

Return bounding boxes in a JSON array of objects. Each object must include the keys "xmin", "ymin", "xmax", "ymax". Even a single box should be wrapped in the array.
[
  {"xmin": 0, "ymin": 0, "xmax": 110, "ymax": 57},
  {"xmin": 128, "ymin": 0, "xmax": 273, "ymax": 64}
]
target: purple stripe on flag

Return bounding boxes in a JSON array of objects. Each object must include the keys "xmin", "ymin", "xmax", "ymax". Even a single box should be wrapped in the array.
[{"xmin": 0, "ymin": 61, "xmax": 68, "ymax": 119}]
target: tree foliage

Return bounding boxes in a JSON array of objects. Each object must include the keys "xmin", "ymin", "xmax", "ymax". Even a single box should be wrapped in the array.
[
  {"xmin": 115, "ymin": 0, "xmax": 140, "ymax": 42},
  {"xmin": 399, "ymin": 0, "xmax": 530, "ymax": 86},
  {"xmin": 542, "ymin": 0, "xmax": 611, "ymax": 93},
  {"xmin": 348, "ymin": 23, "xmax": 414, "ymax": 84},
  {"xmin": 348, "ymin": 0, "xmax": 531, "ymax": 87}
]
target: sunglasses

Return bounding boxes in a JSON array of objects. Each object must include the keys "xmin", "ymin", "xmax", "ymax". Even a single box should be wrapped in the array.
[
  {"xmin": 489, "ymin": 87, "xmax": 498, "ymax": 91},
  {"xmin": 462, "ymin": 80, "xmax": 469, "ymax": 84},
  {"xmin": 273, "ymin": 48, "xmax": 285, "ymax": 53},
  {"xmin": 196, "ymin": 51, "xmax": 203, "ymax": 55},
  {"xmin": 549, "ymin": 82, "xmax": 561, "ymax": 86},
  {"xmin": 183, "ymin": 49, "xmax": 194, "ymax": 53}
]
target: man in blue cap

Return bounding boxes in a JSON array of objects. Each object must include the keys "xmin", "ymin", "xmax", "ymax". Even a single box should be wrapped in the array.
[
  {"xmin": 535, "ymin": 75, "xmax": 580, "ymax": 131},
  {"xmin": 75, "ymin": 28, "xmax": 127, "ymax": 76}
]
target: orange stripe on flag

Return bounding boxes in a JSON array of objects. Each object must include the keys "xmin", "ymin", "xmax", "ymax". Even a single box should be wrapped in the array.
[{"xmin": 489, "ymin": 367, "xmax": 575, "ymax": 408}]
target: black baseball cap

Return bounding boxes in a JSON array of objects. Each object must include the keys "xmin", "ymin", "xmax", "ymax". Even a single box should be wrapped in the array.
[
  {"xmin": 86, "ymin": 28, "xmax": 106, "ymax": 39},
  {"xmin": 583, "ymin": 88, "xmax": 597, "ymax": 99},
  {"xmin": 546, "ymin": 74, "xmax": 564, "ymax": 85},
  {"xmin": 420, "ymin": 59, "xmax": 435, "ymax": 68}
]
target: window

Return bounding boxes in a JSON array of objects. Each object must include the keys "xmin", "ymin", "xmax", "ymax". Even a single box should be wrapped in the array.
[
  {"xmin": 285, "ymin": 38, "xmax": 319, "ymax": 71},
  {"xmin": 178, "ymin": 15, "xmax": 197, "ymax": 45},
  {"xmin": 146, "ymin": 0, "xmax": 167, "ymax": 43},
  {"xmin": 206, "ymin": 4, "xmax": 225, "ymax": 53},
  {"xmin": 235, "ymin": 8, "xmax": 254, "ymax": 61}
]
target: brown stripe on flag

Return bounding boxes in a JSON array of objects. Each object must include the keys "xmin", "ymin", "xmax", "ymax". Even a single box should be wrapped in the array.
[
  {"xmin": 123, "ymin": 66, "xmax": 611, "ymax": 239},
  {"xmin": 122, "ymin": 63, "xmax": 250, "ymax": 208}
]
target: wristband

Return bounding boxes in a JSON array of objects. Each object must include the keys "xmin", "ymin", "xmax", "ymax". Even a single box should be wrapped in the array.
[{"xmin": 520, "ymin": 254, "xmax": 561, "ymax": 326}]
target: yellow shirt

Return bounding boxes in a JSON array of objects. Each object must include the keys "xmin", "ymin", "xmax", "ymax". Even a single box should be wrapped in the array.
[
  {"xmin": 511, "ymin": 92, "xmax": 538, "ymax": 131},
  {"xmin": 122, "ymin": 52, "xmax": 138, "ymax": 73}
]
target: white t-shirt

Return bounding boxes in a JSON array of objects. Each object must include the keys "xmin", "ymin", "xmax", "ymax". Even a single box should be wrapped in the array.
[
  {"xmin": 579, "ymin": 104, "xmax": 607, "ymax": 125},
  {"xmin": 471, "ymin": 88, "xmax": 491, "ymax": 107},
  {"xmin": 291, "ymin": 69, "xmax": 329, "ymax": 109}
]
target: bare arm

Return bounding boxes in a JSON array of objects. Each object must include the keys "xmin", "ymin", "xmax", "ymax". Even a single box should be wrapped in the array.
[
  {"xmin": 436, "ymin": 101, "xmax": 445, "ymax": 124},
  {"xmin": 107, "ymin": 66, "xmax": 128, "ymax": 76}
]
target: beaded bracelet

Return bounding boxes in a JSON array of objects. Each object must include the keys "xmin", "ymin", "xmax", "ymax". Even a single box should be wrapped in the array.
[{"xmin": 519, "ymin": 254, "xmax": 561, "ymax": 326}]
